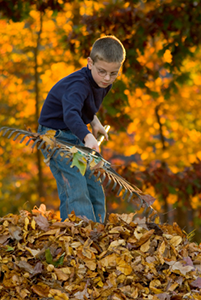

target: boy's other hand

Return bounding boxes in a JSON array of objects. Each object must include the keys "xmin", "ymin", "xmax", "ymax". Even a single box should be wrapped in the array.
[
  {"xmin": 90, "ymin": 115, "xmax": 109, "ymax": 141},
  {"xmin": 84, "ymin": 133, "xmax": 100, "ymax": 153},
  {"xmin": 92, "ymin": 125, "xmax": 109, "ymax": 142}
]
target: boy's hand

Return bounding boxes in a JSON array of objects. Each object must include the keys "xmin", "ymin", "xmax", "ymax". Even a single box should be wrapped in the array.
[
  {"xmin": 90, "ymin": 115, "xmax": 109, "ymax": 141},
  {"xmin": 84, "ymin": 133, "xmax": 100, "ymax": 153}
]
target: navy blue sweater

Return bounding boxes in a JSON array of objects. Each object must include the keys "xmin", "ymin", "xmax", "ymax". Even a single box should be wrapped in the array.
[{"xmin": 38, "ymin": 66, "xmax": 112, "ymax": 141}]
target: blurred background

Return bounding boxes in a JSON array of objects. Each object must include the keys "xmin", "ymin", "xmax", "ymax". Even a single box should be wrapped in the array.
[{"xmin": 0, "ymin": 0, "xmax": 201, "ymax": 242}]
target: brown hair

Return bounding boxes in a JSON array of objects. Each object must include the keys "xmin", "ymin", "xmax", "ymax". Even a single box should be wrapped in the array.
[{"xmin": 90, "ymin": 35, "xmax": 126, "ymax": 64}]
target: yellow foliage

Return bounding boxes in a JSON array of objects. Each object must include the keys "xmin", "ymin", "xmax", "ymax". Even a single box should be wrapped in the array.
[
  {"xmin": 191, "ymin": 195, "xmax": 201, "ymax": 209},
  {"xmin": 42, "ymin": 20, "xmax": 56, "ymax": 32},
  {"xmin": 41, "ymin": 62, "xmax": 76, "ymax": 92},
  {"xmin": 167, "ymin": 194, "xmax": 177, "ymax": 205},
  {"xmin": 63, "ymin": 22, "xmax": 73, "ymax": 34},
  {"xmin": 163, "ymin": 49, "xmax": 172, "ymax": 63},
  {"xmin": 135, "ymin": 88, "xmax": 143, "ymax": 97},
  {"xmin": 29, "ymin": 10, "xmax": 41, "ymax": 19},
  {"xmin": 80, "ymin": 1, "xmax": 105, "ymax": 16},
  {"xmin": 141, "ymin": 152, "xmax": 149, "ymax": 160},
  {"xmin": 124, "ymin": 145, "xmax": 138, "ymax": 156}
]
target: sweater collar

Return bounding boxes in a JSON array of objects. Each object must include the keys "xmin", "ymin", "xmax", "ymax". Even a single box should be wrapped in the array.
[{"xmin": 86, "ymin": 65, "xmax": 101, "ymax": 89}]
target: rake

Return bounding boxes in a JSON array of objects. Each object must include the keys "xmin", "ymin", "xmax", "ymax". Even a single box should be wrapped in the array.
[{"xmin": 0, "ymin": 126, "xmax": 158, "ymax": 221}]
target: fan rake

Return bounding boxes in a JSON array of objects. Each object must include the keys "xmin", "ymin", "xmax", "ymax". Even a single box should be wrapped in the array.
[{"xmin": 0, "ymin": 126, "xmax": 158, "ymax": 221}]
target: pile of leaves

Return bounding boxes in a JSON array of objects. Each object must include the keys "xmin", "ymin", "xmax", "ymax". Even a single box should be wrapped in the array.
[{"xmin": 0, "ymin": 205, "xmax": 201, "ymax": 300}]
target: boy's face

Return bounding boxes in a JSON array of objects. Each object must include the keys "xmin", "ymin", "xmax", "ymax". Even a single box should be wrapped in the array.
[{"xmin": 87, "ymin": 57, "xmax": 121, "ymax": 88}]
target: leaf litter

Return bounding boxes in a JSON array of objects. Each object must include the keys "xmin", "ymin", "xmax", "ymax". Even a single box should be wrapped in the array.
[{"xmin": 0, "ymin": 204, "xmax": 201, "ymax": 300}]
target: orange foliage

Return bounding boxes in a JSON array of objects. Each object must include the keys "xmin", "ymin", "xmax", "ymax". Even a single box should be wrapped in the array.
[{"xmin": 1, "ymin": 1, "xmax": 201, "ymax": 222}]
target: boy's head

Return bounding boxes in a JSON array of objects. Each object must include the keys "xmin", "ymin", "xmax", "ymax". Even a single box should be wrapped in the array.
[
  {"xmin": 89, "ymin": 35, "xmax": 126, "ymax": 64},
  {"xmin": 87, "ymin": 35, "xmax": 126, "ymax": 88}
]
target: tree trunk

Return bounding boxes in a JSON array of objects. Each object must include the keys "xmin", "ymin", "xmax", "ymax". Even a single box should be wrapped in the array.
[{"xmin": 34, "ymin": 11, "xmax": 45, "ymax": 199}]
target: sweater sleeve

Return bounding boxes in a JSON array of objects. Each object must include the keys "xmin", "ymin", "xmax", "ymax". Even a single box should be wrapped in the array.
[{"xmin": 61, "ymin": 82, "xmax": 91, "ymax": 141}]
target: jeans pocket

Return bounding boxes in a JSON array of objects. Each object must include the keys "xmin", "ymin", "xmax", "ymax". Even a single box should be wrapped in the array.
[
  {"xmin": 54, "ymin": 129, "xmax": 62, "ymax": 138},
  {"xmin": 37, "ymin": 125, "xmax": 44, "ymax": 134}
]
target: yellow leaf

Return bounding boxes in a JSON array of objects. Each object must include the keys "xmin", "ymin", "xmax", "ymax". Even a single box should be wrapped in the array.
[
  {"xmin": 31, "ymin": 283, "xmax": 50, "ymax": 297},
  {"xmin": 168, "ymin": 282, "xmax": 179, "ymax": 291},
  {"xmin": 131, "ymin": 288, "xmax": 138, "ymax": 298},
  {"xmin": 84, "ymin": 259, "xmax": 96, "ymax": 271},
  {"xmin": 100, "ymin": 253, "xmax": 117, "ymax": 268},
  {"xmin": 89, "ymin": 157, "xmax": 97, "ymax": 168},
  {"xmin": 59, "ymin": 267, "xmax": 72, "ymax": 275},
  {"xmin": 47, "ymin": 264, "xmax": 55, "ymax": 272},
  {"xmin": 169, "ymin": 236, "xmax": 182, "ymax": 247},
  {"xmin": 41, "ymin": 132, "xmax": 56, "ymax": 148},
  {"xmin": 49, "ymin": 289, "xmax": 69, "ymax": 300},
  {"xmin": 158, "ymin": 241, "xmax": 166, "ymax": 255},
  {"xmin": 54, "ymin": 268, "xmax": 69, "ymax": 281},
  {"xmin": 3, "ymin": 220, "xmax": 9, "ymax": 227},
  {"xmin": 117, "ymin": 212, "xmax": 136, "ymax": 223},
  {"xmin": 82, "ymin": 238, "xmax": 96, "ymax": 259},
  {"xmin": 24, "ymin": 217, "xmax": 29, "ymax": 230},
  {"xmin": 116, "ymin": 258, "xmax": 132, "ymax": 275},
  {"xmin": 70, "ymin": 146, "xmax": 78, "ymax": 153},
  {"xmin": 31, "ymin": 218, "xmax": 36, "ymax": 230},
  {"xmin": 44, "ymin": 130, "xmax": 56, "ymax": 138},
  {"xmin": 108, "ymin": 239, "xmax": 125, "ymax": 250},
  {"xmin": 134, "ymin": 226, "xmax": 144, "ymax": 239},
  {"xmin": 89, "ymin": 159, "xmax": 104, "ymax": 171},
  {"xmin": 25, "ymin": 247, "xmax": 41, "ymax": 257},
  {"xmin": 140, "ymin": 238, "xmax": 150, "ymax": 252},
  {"xmin": 149, "ymin": 279, "xmax": 163, "ymax": 294}
]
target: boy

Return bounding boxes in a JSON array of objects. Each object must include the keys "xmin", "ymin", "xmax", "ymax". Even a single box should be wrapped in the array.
[{"xmin": 38, "ymin": 35, "xmax": 126, "ymax": 222}]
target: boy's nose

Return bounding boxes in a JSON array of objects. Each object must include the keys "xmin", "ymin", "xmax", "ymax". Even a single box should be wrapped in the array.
[{"xmin": 104, "ymin": 74, "xmax": 111, "ymax": 80}]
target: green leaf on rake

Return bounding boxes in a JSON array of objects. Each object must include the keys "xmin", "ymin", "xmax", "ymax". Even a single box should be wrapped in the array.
[{"xmin": 70, "ymin": 152, "xmax": 87, "ymax": 176}]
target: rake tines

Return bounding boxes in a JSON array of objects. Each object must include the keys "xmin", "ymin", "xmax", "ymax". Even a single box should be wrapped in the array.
[{"xmin": 0, "ymin": 127, "xmax": 37, "ymax": 145}]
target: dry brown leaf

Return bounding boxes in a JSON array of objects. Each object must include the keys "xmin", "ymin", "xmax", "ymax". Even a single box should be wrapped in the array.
[
  {"xmin": 54, "ymin": 268, "xmax": 69, "ymax": 281},
  {"xmin": 8, "ymin": 224, "xmax": 22, "ymax": 241},
  {"xmin": 34, "ymin": 214, "xmax": 50, "ymax": 231},
  {"xmin": 31, "ymin": 283, "xmax": 50, "ymax": 297},
  {"xmin": 0, "ymin": 234, "xmax": 10, "ymax": 244},
  {"xmin": 190, "ymin": 277, "xmax": 201, "ymax": 288},
  {"xmin": 167, "ymin": 261, "xmax": 194, "ymax": 275},
  {"xmin": 16, "ymin": 260, "xmax": 35, "ymax": 274},
  {"xmin": 116, "ymin": 212, "xmax": 136, "ymax": 223}
]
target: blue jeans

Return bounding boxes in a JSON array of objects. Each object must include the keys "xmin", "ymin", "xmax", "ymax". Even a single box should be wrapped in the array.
[{"xmin": 38, "ymin": 125, "xmax": 106, "ymax": 222}]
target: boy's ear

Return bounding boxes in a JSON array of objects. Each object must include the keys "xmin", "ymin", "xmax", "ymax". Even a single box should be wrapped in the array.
[{"xmin": 87, "ymin": 57, "xmax": 93, "ymax": 69}]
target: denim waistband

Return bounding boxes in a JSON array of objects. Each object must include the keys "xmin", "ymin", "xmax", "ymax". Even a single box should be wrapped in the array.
[{"xmin": 38, "ymin": 125, "xmax": 83, "ymax": 146}]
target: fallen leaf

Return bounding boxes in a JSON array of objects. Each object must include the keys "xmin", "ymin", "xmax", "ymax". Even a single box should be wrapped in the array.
[
  {"xmin": 8, "ymin": 224, "xmax": 22, "ymax": 241},
  {"xmin": 190, "ymin": 277, "xmax": 201, "ymax": 288},
  {"xmin": 16, "ymin": 260, "xmax": 34, "ymax": 274},
  {"xmin": 169, "ymin": 235, "xmax": 182, "ymax": 247},
  {"xmin": 0, "ymin": 234, "xmax": 10, "ymax": 244},
  {"xmin": 31, "ymin": 283, "xmax": 50, "ymax": 297},
  {"xmin": 34, "ymin": 214, "xmax": 50, "ymax": 231},
  {"xmin": 116, "ymin": 258, "xmax": 132, "ymax": 275},
  {"xmin": 140, "ymin": 238, "xmax": 150, "ymax": 252},
  {"xmin": 54, "ymin": 268, "xmax": 69, "ymax": 281},
  {"xmin": 167, "ymin": 261, "xmax": 194, "ymax": 275}
]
